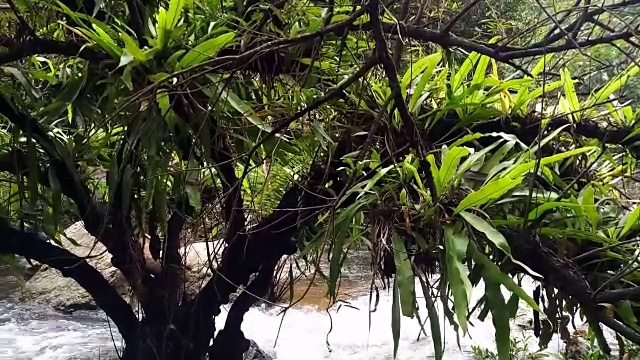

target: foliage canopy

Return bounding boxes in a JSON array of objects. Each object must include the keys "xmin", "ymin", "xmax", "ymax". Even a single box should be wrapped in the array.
[{"xmin": 0, "ymin": 0, "xmax": 639, "ymax": 359}]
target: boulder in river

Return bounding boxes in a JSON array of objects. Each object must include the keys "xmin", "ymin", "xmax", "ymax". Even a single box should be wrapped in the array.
[
  {"xmin": 19, "ymin": 221, "xmax": 221, "ymax": 311},
  {"xmin": 244, "ymin": 339, "xmax": 274, "ymax": 360}
]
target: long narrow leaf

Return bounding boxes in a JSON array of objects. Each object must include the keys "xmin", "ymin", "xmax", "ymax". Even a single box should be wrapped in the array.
[{"xmin": 444, "ymin": 224, "xmax": 472, "ymax": 333}]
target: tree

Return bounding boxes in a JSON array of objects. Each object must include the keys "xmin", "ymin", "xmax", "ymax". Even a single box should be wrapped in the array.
[{"xmin": 0, "ymin": 0, "xmax": 639, "ymax": 359}]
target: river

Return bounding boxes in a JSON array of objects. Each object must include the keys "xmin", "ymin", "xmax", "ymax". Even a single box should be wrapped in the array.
[{"xmin": 0, "ymin": 260, "xmax": 572, "ymax": 360}]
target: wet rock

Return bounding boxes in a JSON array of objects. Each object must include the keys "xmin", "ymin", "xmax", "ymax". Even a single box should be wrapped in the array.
[
  {"xmin": 565, "ymin": 328, "xmax": 590, "ymax": 359},
  {"xmin": 19, "ymin": 221, "xmax": 221, "ymax": 311},
  {"xmin": 244, "ymin": 339, "xmax": 274, "ymax": 360}
]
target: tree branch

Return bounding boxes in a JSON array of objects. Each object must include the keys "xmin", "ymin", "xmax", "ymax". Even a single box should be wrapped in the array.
[
  {"xmin": 6, "ymin": 0, "xmax": 35, "ymax": 37},
  {"xmin": 0, "ymin": 38, "xmax": 109, "ymax": 65},
  {"xmin": 391, "ymin": 0, "xmax": 412, "ymax": 67},
  {"xmin": 162, "ymin": 196, "xmax": 193, "ymax": 303},
  {"xmin": 440, "ymin": 0, "xmax": 483, "ymax": 35},
  {"xmin": 596, "ymin": 287, "xmax": 640, "ymax": 303},
  {"xmin": 597, "ymin": 312, "xmax": 640, "ymax": 344},
  {"xmin": 368, "ymin": 0, "xmax": 427, "ymax": 153},
  {"xmin": 210, "ymin": 258, "xmax": 278, "ymax": 359},
  {"xmin": 125, "ymin": 0, "xmax": 146, "ymax": 45},
  {"xmin": 0, "ymin": 94, "xmax": 150, "ymax": 307},
  {"xmin": 525, "ymin": 0, "xmax": 639, "ymax": 50},
  {"xmin": 363, "ymin": 22, "xmax": 636, "ymax": 62},
  {"xmin": 0, "ymin": 220, "xmax": 139, "ymax": 344}
]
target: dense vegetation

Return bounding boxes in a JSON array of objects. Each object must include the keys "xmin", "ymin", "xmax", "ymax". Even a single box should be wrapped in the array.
[{"xmin": 0, "ymin": 0, "xmax": 639, "ymax": 359}]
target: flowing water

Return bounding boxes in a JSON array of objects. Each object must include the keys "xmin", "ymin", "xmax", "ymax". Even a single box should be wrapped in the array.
[{"xmin": 0, "ymin": 261, "xmax": 571, "ymax": 360}]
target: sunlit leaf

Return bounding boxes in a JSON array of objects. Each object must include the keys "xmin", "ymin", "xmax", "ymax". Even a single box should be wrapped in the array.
[{"xmin": 455, "ymin": 177, "xmax": 522, "ymax": 214}]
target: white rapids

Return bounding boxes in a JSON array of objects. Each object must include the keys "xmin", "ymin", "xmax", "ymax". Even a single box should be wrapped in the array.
[{"xmin": 0, "ymin": 278, "xmax": 571, "ymax": 360}]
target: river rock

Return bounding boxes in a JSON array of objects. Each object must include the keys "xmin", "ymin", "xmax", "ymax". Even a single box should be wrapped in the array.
[
  {"xmin": 244, "ymin": 339, "xmax": 274, "ymax": 360},
  {"xmin": 565, "ymin": 328, "xmax": 590, "ymax": 359},
  {"xmin": 19, "ymin": 221, "xmax": 221, "ymax": 311}
]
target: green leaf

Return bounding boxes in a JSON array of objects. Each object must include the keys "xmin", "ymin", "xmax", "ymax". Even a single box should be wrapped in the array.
[
  {"xmin": 156, "ymin": 0, "xmax": 186, "ymax": 49},
  {"xmin": 310, "ymin": 121, "xmax": 333, "ymax": 149},
  {"xmin": 392, "ymin": 276, "xmax": 401, "ymax": 358},
  {"xmin": 539, "ymin": 228, "xmax": 611, "ymax": 245},
  {"xmin": 120, "ymin": 32, "xmax": 147, "ymax": 62},
  {"xmin": 452, "ymin": 52, "xmax": 480, "ymax": 92},
  {"xmin": 208, "ymin": 79, "xmax": 272, "ymax": 132},
  {"xmin": 444, "ymin": 224, "xmax": 472, "ymax": 333},
  {"xmin": 179, "ymin": 32, "xmax": 236, "ymax": 68},
  {"xmin": 328, "ymin": 202, "xmax": 365, "ymax": 300},
  {"xmin": 439, "ymin": 146, "xmax": 471, "ymax": 189},
  {"xmin": 580, "ymin": 185, "xmax": 598, "ymax": 230},
  {"xmin": 92, "ymin": 23, "xmax": 122, "ymax": 57},
  {"xmin": 75, "ymin": 27, "xmax": 117, "ymax": 58},
  {"xmin": 156, "ymin": 8, "xmax": 168, "ymax": 48},
  {"xmin": 588, "ymin": 64, "xmax": 639, "ymax": 108},
  {"xmin": 615, "ymin": 301, "xmax": 640, "ymax": 331},
  {"xmin": 40, "ymin": 70, "xmax": 88, "ymax": 121},
  {"xmin": 186, "ymin": 185, "xmax": 202, "ymax": 210},
  {"xmin": 455, "ymin": 177, "xmax": 523, "ymax": 214},
  {"xmin": 561, "ymin": 68, "xmax": 580, "ymax": 118},
  {"xmin": 166, "ymin": 0, "xmax": 186, "ymax": 31},
  {"xmin": 121, "ymin": 64, "xmax": 134, "ymax": 90},
  {"xmin": 460, "ymin": 211, "xmax": 539, "ymax": 277},
  {"xmin": 348, "ymin": 165, "xmax": 394, "ymax": 199},
  {"xmin": 426, "ymin": 154, "xmax": 442, "ymax": 197},
  {"xmin": 484, "ymin": 277, "xmax": 511, "ymax": 360},
  {"xmin": 409, "ymin": 54, "xmax": 442, "ymax": 113},
  {"xmin": 392, "ymin": 232, "xmax": 415, "ymax": 318},
  {"xmin": 527, "ymin": 201, "xmax": 590, "ymax": 221},
  {"xmin": 512, "ymin": 80, "xmax": 563, "ymax": 113},
  {"xmin": 118, "ymin": 49, "xmax": 135, "ymax": 68},
  {"xmin": 472, "ymin": 55, "xmax": 491, "ymax": 86},
  {"xmin": 459, "ymin": 211, "xmax": 511, "ymax": 255},
  {"xmin": 472, "ymin": 248, "xmax": 543, "ymax": 314},
  {"xmin": 617, "ymin": 206, "xmax": 640, "ymax": 240},
  {"xmin": 1, "ymin": 66, "xmax": 42, "ymax": 100},
  {"xmin": 526, "ymin": 124, "xmax": 571, "ymax": 156},
  {"xmin": 402, "ymin": 52, "xmax": 442, "ymax": 92},
  {"xmin": 480, "ymin": 140, "xmax": 516, "ymax": 175},
  {"xmin": 532, "ymin": 54, "xmax": 553, "ymax": 77},
  {"xmin": 506, "ymin": 147, "xmax": 596, "ymax": 179},
  {"xmin": 417, "ymin": 275, "xmax": 443, "ymax": 360},
  {"xmin": 457, "ymin": 141, "xmax": 501, "ymax": 176}
]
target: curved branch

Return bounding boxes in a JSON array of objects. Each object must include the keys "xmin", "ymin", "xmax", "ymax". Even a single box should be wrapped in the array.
[
  {"xmin": 0, "ymin": 38, "xmax": 108, "ymax": 65},
  {"xmin": 210, "ymin": 258, "xmax": 278, "ymax": 359},
  {"xmin": 597, "ymin": 287, "xmax": 640, "ymax": 303},
  {"xmin": 0, "ymin": 95, "xmax": 150, "ymax": 307},
  {"xmin": 368, "ymin": 0, "xmax": 424, "ymax": 152},
  {"xmin": 0, "ymin": 221, "xmax": 138, "ymax": 344},
  {"xmin": 362, "ymin": 22, "xmax": 636, "ymax": 62}
]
